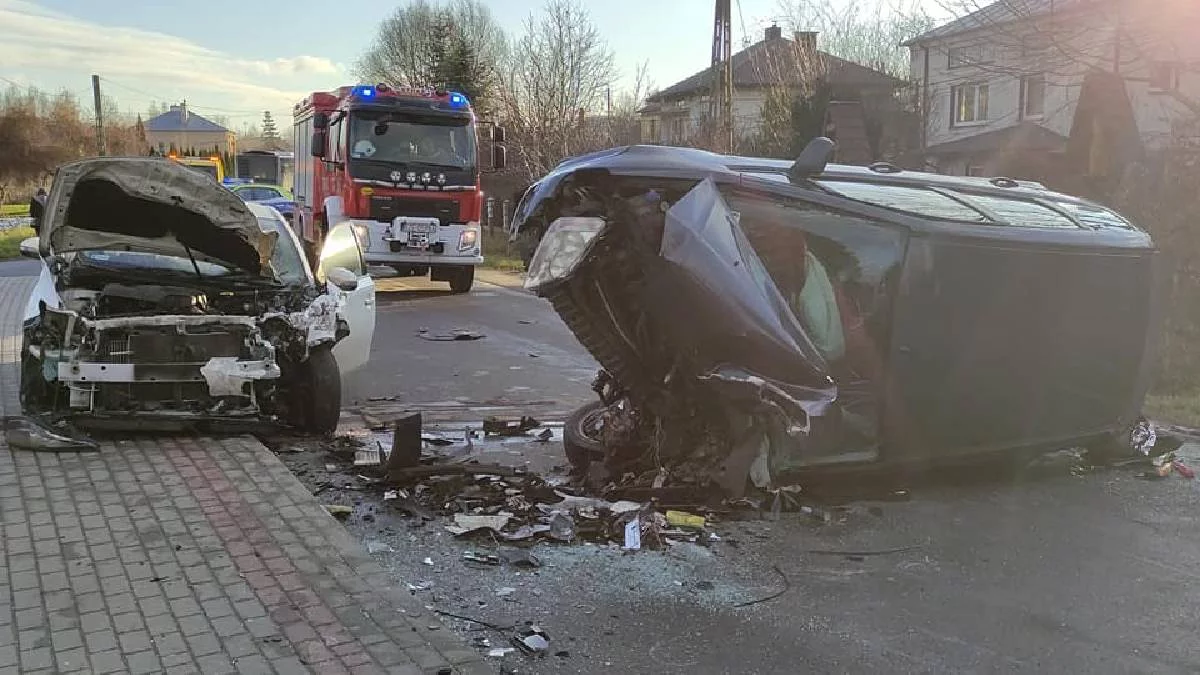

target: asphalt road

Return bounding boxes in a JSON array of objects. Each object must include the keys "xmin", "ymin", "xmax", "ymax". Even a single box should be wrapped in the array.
[{"xmin": 9, "ymin": 257, "xmax": 1200, "ymax": 674}]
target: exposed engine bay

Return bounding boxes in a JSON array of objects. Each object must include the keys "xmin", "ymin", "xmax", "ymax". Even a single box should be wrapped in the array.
[{"xmin": 20, "ymin": 157, "xmax": 352, "ymax": 434}]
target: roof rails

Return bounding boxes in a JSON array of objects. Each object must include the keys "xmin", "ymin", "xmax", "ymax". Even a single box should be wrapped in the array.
[
  {"xmin": 788, "ymin": 137, "xmax": 835, "ymax": 182},
  {"xmin": 868, "ymin": 161, "xmax": 902, "ymax": 174},
  {"xmin": 990, "ymin": 177, "xmax": 1019, "ymax": 188}
]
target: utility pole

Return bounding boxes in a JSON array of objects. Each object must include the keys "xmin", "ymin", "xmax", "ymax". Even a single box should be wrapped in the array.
[
  {"xmin": 709, "ymin": 0, "xmax": 734, "ymax": 154},
  {"xmin": 91, "ymin": 75, "xmax": 106, "ymax": 156}
]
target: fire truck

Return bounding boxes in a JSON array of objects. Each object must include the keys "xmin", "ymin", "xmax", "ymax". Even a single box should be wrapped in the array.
[{"xmin": 294, "ymin": 83, "xmax": 505, "ymax": 293}]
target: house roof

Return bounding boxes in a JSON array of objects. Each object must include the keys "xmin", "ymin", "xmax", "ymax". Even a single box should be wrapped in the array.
[
  {"xmin": 145, "ymin": 106, "xmax": 229, "ymax": 133},
  {"xmin": 925, "ymin": 122, "xmax": 1068, "ymax": 157},
  {"xmin": 645, "ymin": 33, "xmax": 902, "ymax": 104},
  {"xmin": 903, "ymin": 0, "xmax": 1100, "ymax": 46}
]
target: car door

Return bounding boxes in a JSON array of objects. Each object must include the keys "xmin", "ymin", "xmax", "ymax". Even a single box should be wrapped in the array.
[{"xmin": 318, "ymin": 223, "xmax": 376, "ymax": 375}]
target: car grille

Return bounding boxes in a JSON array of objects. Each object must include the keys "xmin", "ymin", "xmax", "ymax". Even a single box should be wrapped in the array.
[{"xmin": 370, "ymin": 197, "xmax": 460, "ymax": 225}]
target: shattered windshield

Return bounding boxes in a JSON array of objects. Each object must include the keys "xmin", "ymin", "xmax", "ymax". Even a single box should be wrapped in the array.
[{"xmin": 348, "ymin": 112, "xmax": 476, "ymax": 170}]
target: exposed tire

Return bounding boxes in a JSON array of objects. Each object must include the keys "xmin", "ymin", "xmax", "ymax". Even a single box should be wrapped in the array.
[
  {"xmin": 299, "ymin": 346, "xmax": 341, "ymax": 436},
  {"xmin": 564, "ymin": 400, "xmax": 607, "ymax": 469},
  {"xmin": 449, "ymin": 266, "xmax": 475, "ymax": 294}
]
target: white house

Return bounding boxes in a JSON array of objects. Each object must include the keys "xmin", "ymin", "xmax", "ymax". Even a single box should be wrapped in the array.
[
  {"xmin": 639, "ymin": 26, "xmax": 902, "ymax": 157},
  {"xmin": 906, "ymin": 0, "xmax": 1200, "ymax": 179}
]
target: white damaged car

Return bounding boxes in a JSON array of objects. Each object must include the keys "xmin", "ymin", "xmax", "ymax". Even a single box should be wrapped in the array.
[{"xmin": 18, "ymin": 157, "xmax": 375, "ymax": 435}]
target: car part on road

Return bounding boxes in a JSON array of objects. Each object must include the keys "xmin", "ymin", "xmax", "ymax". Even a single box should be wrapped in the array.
[
  {"xmin": 417, "ymin": 328, "xmax": 485, "ymax": 341},
  {"xmin": 4, "ymin": 417, "xmax": 99, "ymax": 452},
  {"xmin": 482, "ymin": 415, "xmax": 540, "ymax": 437},
  {"xmin": 511, "ymin": 141, "xmax": 1160, "ymax": 499}
]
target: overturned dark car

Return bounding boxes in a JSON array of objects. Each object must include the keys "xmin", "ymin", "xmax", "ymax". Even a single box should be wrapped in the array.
[
  {"xmin": 512, "ymin": 140, "xmax": 1160, "ymax": 496},
  {"xmin": 17, "ymin": 157, "xmax": 376, "ymax": 438}
]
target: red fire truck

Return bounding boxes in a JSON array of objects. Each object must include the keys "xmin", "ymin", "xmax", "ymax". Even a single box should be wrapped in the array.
[{"xmin": 293, "ymin": 84, "xmax": 505, "ymax": 293}]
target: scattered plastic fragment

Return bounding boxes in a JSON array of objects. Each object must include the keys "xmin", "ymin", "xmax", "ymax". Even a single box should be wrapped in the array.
[
  {"xmin": 512, "ymin": 625, "xmax": 550, "ymax": 656},
  {"xmin": 422, "ymin": 557, "xmax": 435, "ymax": 566},
  {"xmin": 1173, "ymin": 460, "xmax": 1195, "ymax": 479},
  {"xmin": 488, "ymin": 647, "xmax": 516, "ymax": 658},
  {"xmin": 418, "ymin": 328, "xmax": 486, "ymax": 341},
  {"xmin": 406, "ymin": 581, "xmax": 433, "ymax": 592},
  {"xmin": 665, "ymin": 510, "xmax": 706, "ymax": 529},
  {"xmin": 446, "ymin": 514, "xmax": 513, "ymax": 536},
  {"xmin": 462, "ymin": 551, "xmax": 501, "ymax": 566},
  {"xmin": 495, "ymin": 587, "xmax": 516, "ymax": 598},
  {"xmin": 623, "ymin": 517, "xmax": 642, "ymax": 550},
  {"xmin": 499, "ymin": 548, "xmax": 542, "ymax": 568},
  {"xmin": 383, "ymin": 490, "xmax": 398, "ymax": 501},
  {"xmin": 364, "ymin": 535, "xmax": 393, "ymax": 552},
  {"xmin": 547, "ymin": 513, "xmax": 576, "ymax": 542},
  {"xmin": 324, "ymin": 505, "xmax": 353, "ymax": 518}
]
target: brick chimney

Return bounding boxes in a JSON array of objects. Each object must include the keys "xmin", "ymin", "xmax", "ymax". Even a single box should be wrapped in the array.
[
  {"xmin": 764, "ymin": 25, "xmax": 783, "ymax": 41},
  {"xmin": 794, "ymin": 31, "xmax": 818, "ymax": 52}
]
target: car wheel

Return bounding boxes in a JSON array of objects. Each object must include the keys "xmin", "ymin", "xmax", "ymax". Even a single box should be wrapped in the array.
[
  {"xmin": 564, "ymin": 401, "xmax": 607, "ymax": 470},
  {"xmin": 449, "ymin": 266, "xmax": 475, "ymax": 294},
  {"xmin": 301, "ymin": 346, "xmax": 341, "ymax": 436}
]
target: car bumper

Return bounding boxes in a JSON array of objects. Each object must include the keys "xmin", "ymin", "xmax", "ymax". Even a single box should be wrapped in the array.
[{"xmin": 348, "ymin": 218, "xmax": 484, "ymax": 267}]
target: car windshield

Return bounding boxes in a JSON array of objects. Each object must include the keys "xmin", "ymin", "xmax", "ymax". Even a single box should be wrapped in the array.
[
  {"xmin": 348, "ymin": 113, "xmax": 476, "ymax": 169},
  {"xmin": 76, "ymin": 250, "xmax": 235, "ymax": 277},
  {"xmin": 183, "ymin": 163, "xmax": 219, "ymax": 181}
]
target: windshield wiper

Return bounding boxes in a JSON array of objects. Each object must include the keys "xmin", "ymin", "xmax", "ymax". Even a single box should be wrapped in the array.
[{"xmin": 182, "ymin": 242, "xmax": 204, "ymax": 281}]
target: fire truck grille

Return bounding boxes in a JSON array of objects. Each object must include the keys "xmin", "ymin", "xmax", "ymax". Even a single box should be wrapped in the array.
[{"xmin": 370, "ymin": 197, "xmax": 460, "ymax": 225}]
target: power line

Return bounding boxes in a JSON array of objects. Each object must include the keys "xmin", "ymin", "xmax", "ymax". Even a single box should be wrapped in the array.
[{"xmin": 99, "ymin": 76, "xmax": 271, "ymax": 116}]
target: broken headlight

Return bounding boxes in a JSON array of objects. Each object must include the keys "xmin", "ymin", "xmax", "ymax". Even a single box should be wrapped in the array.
[{"xmin": 523, "ymin": 217, "xmax": 606, "ymax": 291}]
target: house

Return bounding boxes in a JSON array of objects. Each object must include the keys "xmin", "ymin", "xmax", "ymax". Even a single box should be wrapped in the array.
[
  {"xmin": 639, "ymin": 26, "xmax": 903, "ymax": 159},
  {"xmin": 905, "ymin": 0, "xmax": 1200, "ymax": 183},
  {"xmin": 145, "ymin": 103, "xmax": 237, "ymax": 157}
]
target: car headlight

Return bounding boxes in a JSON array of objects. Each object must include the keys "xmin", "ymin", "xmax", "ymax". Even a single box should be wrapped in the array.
[
  {"xmin": 458, "ymin": 228, "xmax": 478, "ymax": 252},
  {"xmin": 523, "ymin": 217, "xmax": 606, "ymax": 292},
  {"xmin": 350, "ymin": 223, "xmax": 371, "ymax": 251}
]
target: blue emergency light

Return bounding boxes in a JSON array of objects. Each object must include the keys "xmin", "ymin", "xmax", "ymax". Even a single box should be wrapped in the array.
[
  {"xmin": 353, "ymin": 85, "xmax": 376, "ymax": 99},
  {"xmin": 448, "ymin": 92, "xmax": 468, "ymax": 108}
]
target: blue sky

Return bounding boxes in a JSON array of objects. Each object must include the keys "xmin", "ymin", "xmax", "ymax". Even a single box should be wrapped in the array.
[{"xmin": 0, "ymin": 0, "xmax": 944, "ymax": 129}]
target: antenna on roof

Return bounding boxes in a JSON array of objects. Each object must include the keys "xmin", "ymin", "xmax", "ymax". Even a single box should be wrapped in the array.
[{"xmin": 788, "ymin": 136, "xmax": 835, "ymax": 182}]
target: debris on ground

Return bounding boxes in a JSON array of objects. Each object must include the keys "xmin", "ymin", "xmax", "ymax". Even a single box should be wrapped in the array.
[
  {"xmin": 446, "ymin": 514, "xmax": 512, "ymax": 536},
  {"xmin": 512, "ymin": 625, "xmax": 550, "ymax": 656},
  {"xmin": 483, "ymin": 415, "xmax": 540, "ymax": 437},
  {"xmin": 418, "ymin": 328, "xmax": 486, "ymax": 341},
  {"xmin": 6, "ymin": 417, "xmax": 99, "ymax": 452},
  {"xmin": 324, "ymin": 504, "xmax": 353, "ymax": 518},
  {"xmin": 366, "ymin": 541, "xmax": 393, "ymax": 554},
  {"xmin": 463, "ymin": 551, "xmax": 501, "ymax": 566}
]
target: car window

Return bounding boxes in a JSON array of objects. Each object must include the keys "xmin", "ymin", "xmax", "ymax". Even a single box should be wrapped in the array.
[
  {"xmin": 262, "ymin": 188, "xmax": 283, "ymax": 199},
  {"xmin": 256, "ymin": 217, "xmax": 309, "ymax": 285},
  {"xmin": 317, "ymin": 223, "xmax": 364, "ymax": 281},
  {"xmin": 952, "ymin": 193, "xmax": 1080, "ymax": 229},
  {"xmin": 1050, "ymin": 200, "xmax": 1138, "ymax": 230},
  {"xmin": 816, "ymin": 181, "xmax": 989, "ymax": 222},
  {"xmin": 77, "ymin": 250, "xmax": 233, "ymax": 276}
]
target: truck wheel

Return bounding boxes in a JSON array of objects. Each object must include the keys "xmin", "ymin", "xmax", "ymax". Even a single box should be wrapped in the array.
[
  {"xmin": 564, "ymin": 401, "xmax": 607, "ymax": 470},
  {"xmin": 298, "ymin": 346, "xmax": 341, "ymax": 436},
  {"xmin": 449, "ymin": 266, "xmax": 475, "ymax": 294}
]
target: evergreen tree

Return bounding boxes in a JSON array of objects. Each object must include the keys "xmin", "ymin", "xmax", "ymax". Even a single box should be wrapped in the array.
[{"xmin": 261, "ymin": 111, "xmax": 280, "ymax": 141}]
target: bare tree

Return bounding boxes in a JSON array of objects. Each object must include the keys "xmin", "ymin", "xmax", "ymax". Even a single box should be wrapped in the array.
[
  {"xmin": 496, "ymin": 0, "xmax": 617, "ymax": 178},
  {"xmin": 357, "ymin": 0, "xmax": 507, "ymax": 109},
  {"xmin": 777, "ymin": 0, "xmax": 936, "ymax": 79}
]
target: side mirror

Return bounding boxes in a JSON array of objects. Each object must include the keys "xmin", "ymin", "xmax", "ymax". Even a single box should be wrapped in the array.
[
  {"xmin": 19, "ymin": 237, "xmax": 40, "ymax": 259},
  {"xmin": 311, "ymin": 130, "xmax": 327, "ymax": 158},
  {"xmin": 493, "ymin": 126, "xmax": 507, "ymax": 144},
  {"xmin": 492, "ymin": 145, "xmax": 507, "ymax": 171},
  {"xmin": 327, "ymin": 266, "xmax": 359, "ymax": 292}
]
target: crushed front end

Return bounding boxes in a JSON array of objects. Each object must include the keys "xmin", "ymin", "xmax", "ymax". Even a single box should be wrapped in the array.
[{"xmin": 23, "ymin": 282, "xmax": 339, "ymax": 431}]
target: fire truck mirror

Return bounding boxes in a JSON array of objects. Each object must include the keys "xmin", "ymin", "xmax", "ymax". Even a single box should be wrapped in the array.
[
  {"xmin": 311, "ymin": 131, "xmax": 328, "ymax": 158},
  {"xmin": 493, "ymin": 126, "xmax": 507, "ymax": 144},
  {"xmin": 313, "ymin": 112, "xmax": 330, "ymax": 130},
  {"xmin": 492, "ymin": 145, "xmax": 507, "ymax": 171}
]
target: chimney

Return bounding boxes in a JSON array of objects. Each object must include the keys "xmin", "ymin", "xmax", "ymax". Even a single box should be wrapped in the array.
[
  {"xmin": 764, "ymin": 25, "xmax": 782, "ymax": 42},
  {"xmin": 794, "ymin": 31, "xmax": 818, "ymax": 52},
  {"xmin": 179, "ymin": 101, "xmax": 188, "ymax": 125}
]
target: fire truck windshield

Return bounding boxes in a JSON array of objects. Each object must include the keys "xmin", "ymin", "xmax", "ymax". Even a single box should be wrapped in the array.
[{"xmin": 348, "ymin": 113, "xmax": 476, "ymax": 171}]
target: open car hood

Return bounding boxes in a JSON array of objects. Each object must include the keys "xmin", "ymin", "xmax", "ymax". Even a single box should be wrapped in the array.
[{"xmin": 43, "ymin": 157, "xmax": 278, "ymax": 276}]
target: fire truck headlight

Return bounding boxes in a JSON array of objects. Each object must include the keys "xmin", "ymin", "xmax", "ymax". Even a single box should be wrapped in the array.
[
  {"xmin": 437, "ymin": 173, "xmax": 446, "ymax": 185},
  {"xmin": 458, "ymin": 228, "xmax": 478, "ymax": 252},
  {"xmin": 350, "ymin": 223, "xmax": 371, "ymax": 251},
  {"xmin": 420, "ymin": 172, "xmax": 432, "ymax": 184},
  {"xmin": 406, "ymin": 171, "xmax": 417, "ymax": 183}
]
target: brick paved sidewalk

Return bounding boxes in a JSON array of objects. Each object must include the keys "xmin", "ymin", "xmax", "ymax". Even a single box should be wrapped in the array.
[
  {"xmin": 0, "ymin": 272, "xmax": 490, "ymax": 674},
  {"xmin": 0, "ymin": 436, "xmax": 492, "ymax": 674}
]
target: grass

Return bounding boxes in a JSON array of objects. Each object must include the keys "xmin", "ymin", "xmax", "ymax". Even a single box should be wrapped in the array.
[
  {"xmin": 0, "ymin": 204, "xmax": 30, "ymax": 217},
  {"xmin": 481, "ymin": 227, "xmax": 525, "ymax": 273},
  {"xmin": 1145, "ymin": 391, "xmax": 1200, "ymax": 428},
  {"xmin": 0, "ymin": 226, "xmax": 36, "ymax": 259}
]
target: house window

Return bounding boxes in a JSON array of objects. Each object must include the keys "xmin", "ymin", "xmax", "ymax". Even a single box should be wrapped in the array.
[
  {"xmin": 952, "ymin": 83, "xmax": 990, "ymax": 126},
  {"xmin": 948, "ymin": 44, "xmax": 986, "ymax": 69},
  {"xmin": 1022, "ymin": 74, "xmax": 1046, "ymax": 119},
  {"xmin": 1149, "ymin": 62, "xmax": 1178, "ymax": 92}
]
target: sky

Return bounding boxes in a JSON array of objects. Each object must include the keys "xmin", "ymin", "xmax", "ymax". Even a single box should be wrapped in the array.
[{"xmin": 0, "ymin": 0, "xmax": 947, "ymax": 130}]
